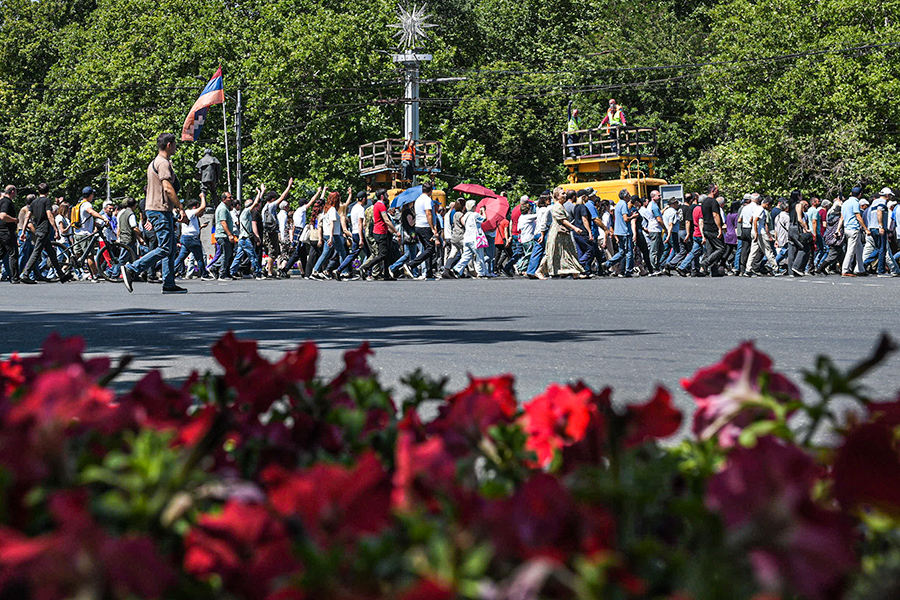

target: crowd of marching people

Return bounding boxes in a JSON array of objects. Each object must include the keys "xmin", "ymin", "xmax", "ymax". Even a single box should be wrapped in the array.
[{"xmin": 2, "ymin": 133, "xmax": 898, "ymax": 292}]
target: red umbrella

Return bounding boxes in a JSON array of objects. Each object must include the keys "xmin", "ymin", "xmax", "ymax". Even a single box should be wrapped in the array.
[
  {"xmin": 452, "ymin": 183, "xmax": 497, "ymax": 198},
  {"xmin": 476, "ymin": 196, "xmax": 510, "ymax": 232}
]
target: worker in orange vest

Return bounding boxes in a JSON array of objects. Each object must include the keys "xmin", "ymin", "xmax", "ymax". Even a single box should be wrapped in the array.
[
  {"xmin": 400, "ymin": 137, "xmax": 416, "ymax": 183},
  {"xmin": 599, "ymin": 99, "xmax": 626, "ymax": 154}
]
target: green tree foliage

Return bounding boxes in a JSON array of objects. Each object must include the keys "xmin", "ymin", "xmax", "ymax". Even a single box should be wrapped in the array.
[{"xmin": 0, "ymin": 0, "xmax": 897, "ymax": 202}]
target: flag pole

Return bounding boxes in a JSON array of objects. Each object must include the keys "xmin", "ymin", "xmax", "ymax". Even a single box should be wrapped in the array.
[{"xmin": 220, "ymin": 66, "xmax": 233, "ymax": 195}]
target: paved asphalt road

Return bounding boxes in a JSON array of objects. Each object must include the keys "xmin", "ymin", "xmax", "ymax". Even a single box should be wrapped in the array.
[{"xmin": 1, "ymin": 276, "xmax": 899, "ymax": 420}]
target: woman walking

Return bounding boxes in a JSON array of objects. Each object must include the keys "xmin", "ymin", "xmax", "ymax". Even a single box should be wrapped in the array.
[{"xmin": 537, "ymin": 188, "xmax": 588, "ymax": 279}]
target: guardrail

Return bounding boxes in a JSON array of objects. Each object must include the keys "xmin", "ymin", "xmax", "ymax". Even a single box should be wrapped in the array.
[
  {"xmin": 359, "ymin": 139, "xmax": 442, "ymax": 175},
  {"xmin": 561, "ymin": 126, "xmax": 658, "ymax": 159}
]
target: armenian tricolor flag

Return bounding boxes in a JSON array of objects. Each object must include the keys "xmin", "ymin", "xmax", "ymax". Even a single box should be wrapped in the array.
[{"xmin": 181, "ymin": 67, "xmax": 225, "ymax": 142}]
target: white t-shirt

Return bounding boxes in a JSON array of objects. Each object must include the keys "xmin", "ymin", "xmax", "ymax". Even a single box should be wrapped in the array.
[
  {"xmin": 277, "ymin": 209, "xmax": 289, "ymax": 241},
  {"xmin": 321, "ymin": 207, "xmax": 339, "ymax": 236},
  {"xmin": 749, "ymin": 204, "xmax": 765, "ymax": 237},
  {"xmin": 518, "ymin": 213, "xmax": 537, "ymax": 243},
  {"xmin": 55, "ymin": 214, "xmax": 71, "ymax": 238},
  {"xmin": 182, "ymin": 208, "xmax": 201, "ymax": 236},
  {"xmin": 462, "ymin": 211, "xmax": 485, "ymax": 244},
  {"xmin": 414, "ymin": 194, "xmax": 432, "ymax": 228},
  {"xmin": 293, "ymin": 206, "xmax": 306, "ymax": 229},
  {"xmin": 738, "ymin": 204, "xmax": 755, "ymax": 228},
  {"xmin": 536, "ymin": 206, "xmax": 552, "ymax": 233},
  {"xmin": 74, "ymin": 201, "xmax": 94, "ymax": 236},
  {"xmin": 350, "ymin": 203, "xmax": 366, "ymax": 235},
  {"xmin": 662, "ymin": 206, "xmax": 679, "ymax": 233}
]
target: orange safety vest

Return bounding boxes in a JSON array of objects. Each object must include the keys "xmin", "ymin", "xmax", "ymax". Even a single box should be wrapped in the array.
[{"xmin": 401, "ymin": 145, "xmax": 415, "ymax": 161}]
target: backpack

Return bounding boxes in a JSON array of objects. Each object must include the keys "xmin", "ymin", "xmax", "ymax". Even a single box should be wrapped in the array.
[
  {"xmin": 70, "ymin": 200, "xmax": 88, "ymax": 227},
  {"xmin": 824, "ymin": 213, "xmax": 843, "ymax": 246},
  {"xmin": 262, "ymin": 204, "xmax": 278, "ymax": 233}
]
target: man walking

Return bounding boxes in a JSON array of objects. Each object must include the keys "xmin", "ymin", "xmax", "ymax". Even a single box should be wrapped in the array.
[
  {"xmin": 604, "ymin": 190, "xmax": 637, "ymax": 277},
  {"xmin": 360, "ymin": 191, "xmax": 398, "ymax": 280},
  {"xmin": 0, "ymin": 185, "xmax": 20, "ymax": 284},
  {"xmin": 122, "ymin": 133, "xmax": 187, "ymax": 293},
  {"xmin": 20, "ymin": 183, "xmax": 69, "ymax": 284},
  {"xmin": 210, "ymin": 192, "xmax": 237, "ymax": 280},
  {"xmin": 841, "ymin": 187, "xmax": 869, "ymax": 277},
  {"xmin": 405, "ymin": 181, "xmax": 441, "ymax": 280},
  {"xmin": 699, "ymin": 191, "xmax": 726, "ymax": 275}
]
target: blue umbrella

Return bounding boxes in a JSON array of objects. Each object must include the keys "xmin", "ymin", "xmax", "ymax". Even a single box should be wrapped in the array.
[{"xmin": 391, "ymin": 185, "xmax": 422, "ymax": 208}]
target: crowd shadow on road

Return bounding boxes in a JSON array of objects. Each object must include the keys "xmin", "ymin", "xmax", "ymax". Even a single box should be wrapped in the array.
[{"xmin": 0, "ymin": 309, "xmax": 659, "ymax": 366}]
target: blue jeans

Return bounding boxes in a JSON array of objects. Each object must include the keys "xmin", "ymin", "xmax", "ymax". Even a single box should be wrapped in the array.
[
  {"xmin": 128, "ymin": 210, "xmax": 177, "ymax": 287},
  {"xmin": 175, "ymin": 234, "xmax": 207, "ymax": 276},
  {"xmin": 679, "ymin": 238, "xmax": 704, "ymax": 272},
  {"xmin": 606, "ymin": 234, "xmax": 634, "ymax": 275},
  {"xmin": 390, "ymin": 241, "xmax": 418, "ymax": 273},
  {"xmin": 231, "ymin": 238, "xmax": 261, "ymax": 276},
  {"xmin": 314, "ymin": 234, "xmax": 347, "ymax": 273},
  {"xmin": 733, "ymin": 238, "xmax": 743, "ymax": 271},
  {"xmin": 526, "ymin": 235, "xmax": 546, "ymax": 275},
  {"xmin": 337, "ymin": 233, "xmax": 362, "ymax": 273},
  {"xmin": 664, "ymin": 234, "xmax": 681, "ymax": 264},
  {"xmin": 574, "ymin": 234, "xmax": 595, "ymax": 271},
  {"xmin": 864, "ymin": 232, "xmax": 887, "ymax": 273}
]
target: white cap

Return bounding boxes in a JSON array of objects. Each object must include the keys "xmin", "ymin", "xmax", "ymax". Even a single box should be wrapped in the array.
[
  {"xmin": 880, "ymin": 187, "xmax": 894, "ymax": 197},
  {"xmin": 102, "ymin": 199, "xmax": 113, "ymax": 208},
  {"xmin": 520, "ymin": 195, "xmax": 529, "ymax": 203},
  {"xmin": 279, "ymin": 201, "xmax": 288, "ymax": 209},
  {"xmin": 860, "ymin": 197, "xmax": 871, "ymax": 206}
]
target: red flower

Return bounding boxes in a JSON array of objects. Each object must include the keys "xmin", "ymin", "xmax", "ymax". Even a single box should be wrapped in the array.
[
  {"xmin": 392, "ymin": 428, "xmax": 456, "ymax": 511},
  {"xmin": 184, "ymin": 500, "xmax": 298, "ymax": 600},
  {"xmin": 559, "ymin": 386, "xmax": 612, "ymax": 470},
  {"xmin": 397, "ymin": 578, "xmax": 454, "ymax": 600},
  {"xmin": 427, "ymin": 375, "xmax": 518, "ymax": 455},
  {"xmin": 8, "ymin": 365, "xmax": 119, "ymax": 434},
  {"xmin": 118, "ymin": 369, "xmax": 198, "ymax": 434},
  {"xmin": 682, "ymin": 342, "xmax": 800, "ymax": 442},
  {"xmin": 624, "ymin": 386, "xmax": 682, "ymax": 448},
  {"xmin": 833, "ymin": 397, "xmax": 900, "ymax": 515},
  {"xmin": 261, "ymin": 452, "xmax": 391, "ymax": 546},
  {"xmin": 0, "ymin": 354, "xmax": 24, "ymax": 400},
  {"xmin": 0, "ymin": 490, "xmax": 175, "ymax": 600},
  {"xmin": 521, "ymin": 383, "xmax": 594, "ymax": 468},
  {"xmin": 706, "ymin": 437, "xmax": 855, "ymax": 600},
  {"xmin": 212, "ymin": 332, "xmax": 317, "ymax": 415},
  {"xmin": 481, "ymin": 473, "xmax": 614, "ymax": 562},
  {"xmin": 20, "ymin": 333, "xmax": 110, "ymax": 382}
]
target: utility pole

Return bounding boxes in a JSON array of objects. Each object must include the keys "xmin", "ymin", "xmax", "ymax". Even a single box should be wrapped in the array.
[
  {"xmin": 235, "ymin": 88, "xmax": 242, "ymax": 204},
  {"xmin": 389, "ymin": 4, "xmax": 435, "ymax": 183}
]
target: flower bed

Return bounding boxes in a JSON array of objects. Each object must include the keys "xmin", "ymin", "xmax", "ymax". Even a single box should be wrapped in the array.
[{"xmin": 0, "ymin": 332, "xmax": 898, "ymax": 600}]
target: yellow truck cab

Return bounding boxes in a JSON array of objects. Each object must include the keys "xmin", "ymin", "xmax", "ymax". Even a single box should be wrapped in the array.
[{"xmin": 560, "ymin": 125, "xmax": 667, "ymax": 200}]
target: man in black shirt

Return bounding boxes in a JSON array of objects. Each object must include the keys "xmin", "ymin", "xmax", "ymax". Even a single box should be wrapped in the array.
[
  {"xmin": 699, "ymin": 190, "xmax": 726, "ymax": 275},
  {"xmin": 20, "ymin": 183, "xmax": 69, "ymax": 284},
  {"xmin": 573, "ymin": 192, "xmax": 595, "ymax": 272},
  {"xmin": 0, "ymin": 185, "xmax": 19, "ymax": 283}
]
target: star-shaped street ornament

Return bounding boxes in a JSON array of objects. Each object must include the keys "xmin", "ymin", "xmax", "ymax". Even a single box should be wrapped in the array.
[{"xmin": 388, "ymin": 3, "xmax": 436, "ymax": 50}]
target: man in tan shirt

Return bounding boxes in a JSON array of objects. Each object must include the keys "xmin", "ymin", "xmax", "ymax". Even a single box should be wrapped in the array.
[{"xmin": 122, "ymin": 132, "xmax": 187, "ymax": 293}]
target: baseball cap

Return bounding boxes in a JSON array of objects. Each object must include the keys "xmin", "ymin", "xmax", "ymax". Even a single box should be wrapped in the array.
[
  {"xmin": 851, "ymin": 186, "xmax": 862, "ymax": 196},
  {"xmin": 356, "ymin": 191, "xmax": 368, "ymax": 200},
  {"xmin": 82, "ymin": 186, "xmax": 94, "ymax": 196},
  {"xmin": 860, "ymin": 197, "xmax": 870, "ymax": 206},
  {"xmin": 743, "ymin": 193, "xmax": 751, "ymax": 201},
  {"xmin": 667, "ymin": 197, "xmax": 679, "ymax": 205},
  {"xmin": 102, "ymin": 199, "xmax": 113, "ymax": 208},
  {"xmin": 520, "ymin": 195, "xmax": 529, "ymax": 203},
  {"xmin": 583, "ymin": 187, "xmax": 595, "ymax": 196},
  {"xmin": 880, "ymin": 187, "xmax": 894, "ymax": 197}
]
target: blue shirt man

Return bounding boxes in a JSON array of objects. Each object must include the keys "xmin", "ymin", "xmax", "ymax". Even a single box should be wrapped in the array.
[
  {"xmin": 613, "ymin": 198, "xmax": 631, "ymax": 236},
  {"xmin": 842, "ymin": 197, "xmax": 861, "ymax": 230}
]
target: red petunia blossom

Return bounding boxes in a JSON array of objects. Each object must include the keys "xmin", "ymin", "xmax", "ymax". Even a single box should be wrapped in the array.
[
  {"xmin": 681, "ymin": 342, "xmax": 800, "ymax": 443},
  {"xmin": 184, "ymin": 500, "xmax": 298, "ymax": 600},
  {"xmin": 623, "ymin": 386, "xmax": 683, "ymax": 448},
  {"xmin": 521, "ymin": 383, "xmax": 594, "ymax": 468},
  {"xmin": 706, "ymin": 436, "xmax": 855, "ymax": 600},
  {"xmin": 19, "ymin": 333, "xmax": 110, "ymax": 383},
  {"xmin": 833, "ymin": 396, "xmax": 900, "ymax": 515},
  {"xmin": 396, "ymin": 578, "xmax": 454, "ymax": 600},
  {"xmin": 0, "ymin": 490, "xmax": 175, "ymax": 600},
  {"xmin": 117, "ymin": 369, "xmax": 198, "ymax": 435},
  {"xmin": 261, "ymin": 451, "xmax": 392, "ymax": 546},
  {"xmin": 212, "ymin": 332, "xmax": 317, "ymax": 415},
  {"xmin": 481, "ymin": 473, "xmax": 614, "ymax": 562},
  {"xmin": 392, "ymin": 428, "xmax": 457, "ymax": 512},
  {"xmin": 427, "ymin": 374, "xmax": 518, "ymax": 456},
  {"xmin": 558, "ymin": 386, "xmax": 612, "ymax": 470},
  {"xmin": 8, "ymin": 365, "xmax": 120, "ymax": 434},
  {"xmin": 0, "ymin": 354, "xmax": 24, "ymax": 401}
]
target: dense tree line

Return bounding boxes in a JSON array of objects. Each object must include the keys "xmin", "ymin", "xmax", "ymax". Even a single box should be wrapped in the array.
[{"xmin": 1, "ymin": 0, "xmax": 898, "ymax": 203}]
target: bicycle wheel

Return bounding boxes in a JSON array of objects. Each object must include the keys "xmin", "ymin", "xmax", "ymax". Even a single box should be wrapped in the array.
[
  {"xmin": 95, "ymin": 242, "xmax": 136, "ymax": 282},
  {"xmin": 51, "ymin": 242, "xmax": 78, "ymax": 278}
]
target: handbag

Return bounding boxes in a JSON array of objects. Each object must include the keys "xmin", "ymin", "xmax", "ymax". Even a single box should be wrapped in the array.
[
  {"xmin": 299, "ymin": 224, "xmax": 312, "ymax": 244},
  {"xmin": 476, "ymin": 229, "xmax": 488, "ymax": 249}
]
